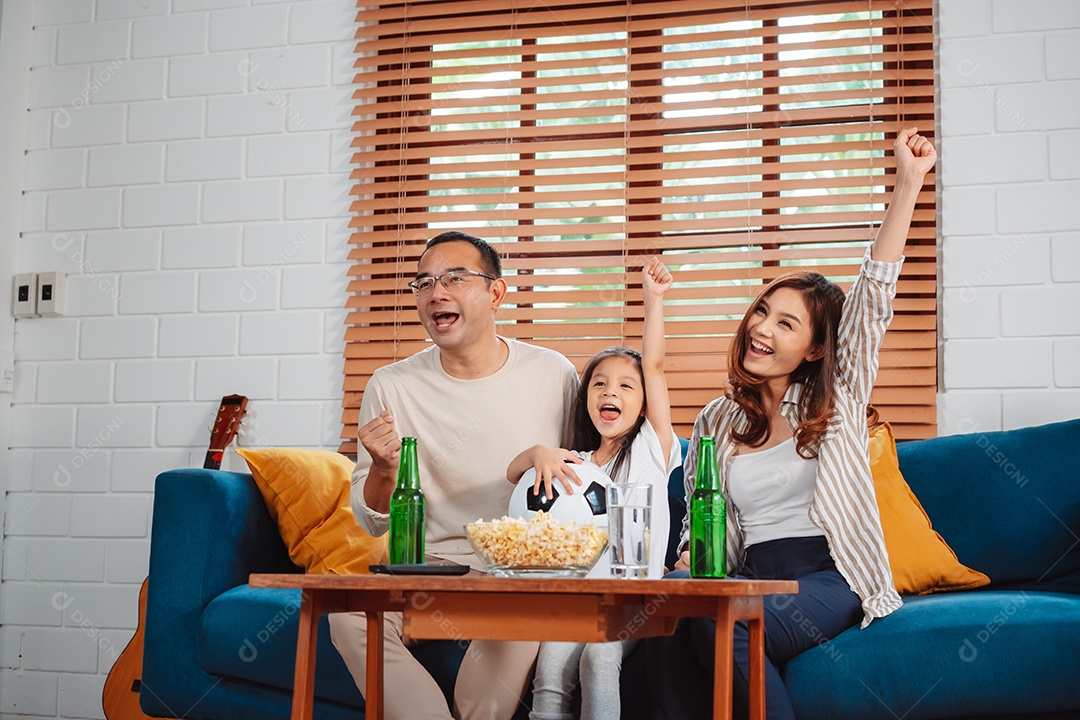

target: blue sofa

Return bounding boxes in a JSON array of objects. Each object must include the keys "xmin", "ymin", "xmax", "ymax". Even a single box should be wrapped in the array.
[
  {"xmin": 783, "ymin": 418, "xmax": 1080, "ymax": 720},
  {"xmin": 142, "ymin": 419, "xmax": 1080, "ymax": 719}
]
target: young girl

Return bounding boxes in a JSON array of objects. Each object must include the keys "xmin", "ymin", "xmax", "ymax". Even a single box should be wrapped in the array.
[
  {"xmin": 647, "ymin": 127, "xmax": 937, "ymax": 720},
  {"xmin": 506, "ymin": 257, "xmax": 680, "ymax": 720}
]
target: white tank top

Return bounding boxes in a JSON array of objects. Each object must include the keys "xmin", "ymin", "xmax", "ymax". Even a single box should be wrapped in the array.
[{"xmin": 728, "ymin": 437, "xmax": 824, "ymax": 547}]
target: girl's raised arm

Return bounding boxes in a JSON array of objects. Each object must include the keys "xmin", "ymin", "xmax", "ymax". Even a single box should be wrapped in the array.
[
  {"xmin": 642, "ymin": 256, "xmax": 674, "ymax": 462},
  {"xmin": 871, "ymin": 127, "xmax": 937, "ymax": 263}
]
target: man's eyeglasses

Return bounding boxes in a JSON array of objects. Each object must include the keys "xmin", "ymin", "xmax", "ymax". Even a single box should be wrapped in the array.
[{"xmin": 408, "ymin": 269, "xmax": 496, "ymax": 296}]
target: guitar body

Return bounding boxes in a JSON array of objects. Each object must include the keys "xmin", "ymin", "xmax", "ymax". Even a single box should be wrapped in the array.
[
  {"xmin": 102, "ymin": 579, "xmax": 153, "ymax": 720},
  {"xmin": 102, "ymin": 395, "xmax": 248, "ymax": 720}
]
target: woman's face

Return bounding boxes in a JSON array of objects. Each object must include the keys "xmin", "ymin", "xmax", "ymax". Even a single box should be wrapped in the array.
[{"xmin": 741, "ymin": 287, "xmax": 821, "ymax": 380}]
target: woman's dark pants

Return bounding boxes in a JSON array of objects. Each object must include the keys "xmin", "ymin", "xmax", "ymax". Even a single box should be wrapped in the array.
[{"xmin": 647, "ymin": 536, "xmax": 862, "ymax": 720}]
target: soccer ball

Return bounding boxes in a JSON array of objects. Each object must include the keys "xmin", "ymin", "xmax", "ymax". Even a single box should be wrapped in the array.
[{"xmin": 508, "ymin": 461, "xmax": 612, "ymax": 527}]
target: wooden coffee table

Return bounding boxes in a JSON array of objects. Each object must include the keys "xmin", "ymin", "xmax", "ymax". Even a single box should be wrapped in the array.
[{"xmin": 249, "ymin": 573, "xmax": 797, "ymax": 720}]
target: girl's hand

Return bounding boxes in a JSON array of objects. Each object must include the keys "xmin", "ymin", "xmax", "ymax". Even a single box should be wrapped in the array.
[
  {"xmin": 526, "ymin": 446, "xmax": 583, "ymax": 500},
  {"xmin": 894, "ymin": 126, "xmax": 936, "ymax": 182},
  {"xmin": 643, "ymin": 256, "xmax": 672, "ymax": 298},
  {"xmin": 674, "ymin": 550, "xmax": 690, "ymax": 572}
]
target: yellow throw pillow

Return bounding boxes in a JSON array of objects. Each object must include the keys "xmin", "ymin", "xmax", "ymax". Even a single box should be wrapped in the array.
[
  {"xmin": 870, "ymin": 423, "xmax": 990, "ymax": 595},
  {"xmin": 235, "ymin": 447, "xmax": 387, "ymax": 574}
]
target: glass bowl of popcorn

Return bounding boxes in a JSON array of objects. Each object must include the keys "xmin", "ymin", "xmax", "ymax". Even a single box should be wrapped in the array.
[{"xmin": 465, "ymin": 511, "xmax": 608, "ymax": 578}]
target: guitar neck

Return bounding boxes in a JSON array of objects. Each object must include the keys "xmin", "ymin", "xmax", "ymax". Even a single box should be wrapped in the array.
[
  {"xmin": 203, "ymin": 394, "xmax": 248, "ymax": 470},
  {"xmin": 203, "ymin": 449, "xmax": 226, "ymax": 470}
]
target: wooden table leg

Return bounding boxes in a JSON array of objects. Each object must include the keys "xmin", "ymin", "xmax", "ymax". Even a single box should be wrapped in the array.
[
  {"xmin": 713, "ymin": 599, "xmax": 735, "ymax": 720},
  {"xmin": 291, "ymin": 589, "xmax": 322, "ymax": 720},
  {"xmin": 746, "ymin": 599, "xmax": 766, "ymax": 720},
  {"xmin": 365, "ymin": 610, "xmax": 385, "ymax": 720}
]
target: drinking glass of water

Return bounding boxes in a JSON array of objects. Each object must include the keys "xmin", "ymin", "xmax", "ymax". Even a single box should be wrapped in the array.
[{"xmin": 607, "ymin": 484, "xmax": 652, "ymax": 578}]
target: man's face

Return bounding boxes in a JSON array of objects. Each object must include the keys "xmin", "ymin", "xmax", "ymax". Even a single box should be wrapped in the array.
[{"xmin": 414, "ymin": 241, "xmax": 505, "ymax": 353}]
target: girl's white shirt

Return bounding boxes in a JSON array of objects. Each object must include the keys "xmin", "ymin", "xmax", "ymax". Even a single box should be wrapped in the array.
[{"xmin": 575, "ymin": 418, "xmax": 682, "ymax": 578}]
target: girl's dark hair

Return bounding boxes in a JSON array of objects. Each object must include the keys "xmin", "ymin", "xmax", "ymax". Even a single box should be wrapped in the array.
[
  {"xmin": 727, "ymin": 271, "xmax": 853, "ymax": 459},
  {"xmin": 569, "ymin": 347, "xmax": 646, "ymax": 483}
]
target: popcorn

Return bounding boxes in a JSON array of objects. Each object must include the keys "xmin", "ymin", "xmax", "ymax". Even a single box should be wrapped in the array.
[{"xmin": 466, "ymin": 511, "xmax": 608, "ymax": 568}]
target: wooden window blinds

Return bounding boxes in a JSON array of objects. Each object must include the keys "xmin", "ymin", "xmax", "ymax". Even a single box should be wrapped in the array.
[{"xmin": 342, "ymin": 0, "xmax": 936, "ymax": 454}]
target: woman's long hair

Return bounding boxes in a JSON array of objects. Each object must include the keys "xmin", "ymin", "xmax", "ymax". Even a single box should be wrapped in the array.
[
  {"xmin": 568, "ymin": 347, "xmax": 647, "ymax": 483},
  {"xmin": 727, "ymin": 271, "xmax": 849, "ymax": 459}
]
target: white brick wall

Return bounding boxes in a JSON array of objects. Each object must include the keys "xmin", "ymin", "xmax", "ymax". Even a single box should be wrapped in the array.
[
  {"xmin": 98, "ymin": 0, "xmax": 166, "ymax": 21},
  {"xmin": 202, "ymin": 178, "xmax": 281, "ymax": 222},
  {"xmin": 166, "ymin": 138, "xmax": 243, "ymax": 181},
  {"xmin": 195, "ymin": 356, "xmax": 277, "ymax": 400},
  {"xmin": 114, "ymin": 358, "xmax": 195, "ymax": 402},
  {"xmin": 46, "ymin": 188, "xmax": 121, "ymax": 230},
  {"xmin": 117, "ymin": 272, "xmax": 196, "ymax": 314},
  {"xmin": 2, "ymin": 0, "xmax": 1077, "ymax": 715},
  {"xmin": 206, "ymin": 92, "xmax": 286, "ymax": 136},
  {"xmin": 131, "ymin": 13, "xmax": 207, "ymax": 59},
  {"xmin": 87, "ymin": 143, "xmax": 163, "ymax": 186},
  {"xmin": 168, "ymin": 51, "xmax": 246, "ymax": 97},
  {"xmin": 78, "ymin": 317, "xmax": 156, "ymax": 359},
  {"xmin": 3, "ymin": 1, "xmax": 357, "ymax": 706},
  {"xmin": 122, "ymin": 183, "xmax": 199, "ymax": 227},
  {"xmin": 162, "ymin": 225, "xmax": 241, "ymax": 268},
  {"xmin": 938, "ymin": 2, "xmax": 1080, "ymax": 435},
  {"xmin": 240, "ymin": 310, "xmax": 322, "ymax": 354},
  {"xmin": 32, "ymin": 449, "xmax": 110, "ymax": 493},
  {"xmin": 242, "ymin": 221, "xmax": 325, "ymax": 264},
  {"xmin": 127, "ymin": 98, "xmax": 202, "ymax": 141},
  {"xmin": 84, "ymin": 229, "xmax": 159, "ymax": 271},
  {"xmin": 24, "ymin": 148, "xmax": 85, "ymax": 191},
  {"xmin": 51, "ymin": 105, "xmax": 127, "ymax": 148}
]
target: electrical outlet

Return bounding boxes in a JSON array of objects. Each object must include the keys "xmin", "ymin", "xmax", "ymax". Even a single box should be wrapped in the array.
[
  {"xmin": 12, "ymin": 273, "xmax": 36, "ymax": 317},
  {"xmin": 37, "ymin": 271, "xmax": 66, "ymax": 317}
]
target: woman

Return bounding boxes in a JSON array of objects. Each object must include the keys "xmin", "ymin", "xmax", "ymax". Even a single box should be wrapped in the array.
[{"xmin": 648, "ymin": 127, "xmax": 937, "ymax": 720}]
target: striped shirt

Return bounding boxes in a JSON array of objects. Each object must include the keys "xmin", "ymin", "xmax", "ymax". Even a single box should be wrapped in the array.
[{"xmin": 680, "ymin": 248, "xmax": 904, "ymax": 627}]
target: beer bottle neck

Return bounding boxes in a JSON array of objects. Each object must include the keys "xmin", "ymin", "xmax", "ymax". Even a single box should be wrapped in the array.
[
  {"xmin": 396, "ymin": 439, "xmax": 420, "ymax": 490},
  {"xmin": 696, "ymin": 440, "xmax": 720, "ymax": 491}
]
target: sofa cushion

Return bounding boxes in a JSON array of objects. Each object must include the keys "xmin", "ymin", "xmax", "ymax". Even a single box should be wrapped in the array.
[
  {"xmin": 199, "ymin": 585, "xmax": 364, "ymax": 708},
  {"xmin": 235, "ymin": 447, "xmax": 387, "ymax": 574},
  {"xmin": 896, "ymin": 418, "xmax": 1080, "ymax": 590},
  {"xmin": 198, "ymin": 584, "xmax": 468, "ymax": 711},
  {"xmin": 783, "ymin": 590, "xmax": 1080, "ymax": 720},
  {"xmin": 870, "ymin": 423, "xmax": 990, "ymax": 595}
]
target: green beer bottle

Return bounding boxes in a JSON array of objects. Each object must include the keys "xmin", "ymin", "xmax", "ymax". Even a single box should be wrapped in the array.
[
  {"xmin": 388, "ymin": 437, "xmax": 425, "ymax": 564},
  {"xmin": 690, "ymin": 435, "xmax": 726, "ymax": 578}
]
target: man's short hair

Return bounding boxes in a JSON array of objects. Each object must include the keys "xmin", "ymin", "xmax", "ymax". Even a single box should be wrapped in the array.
[{"xmin": 422, "ymin": 231, "xmax": 503, "ymax": 279}]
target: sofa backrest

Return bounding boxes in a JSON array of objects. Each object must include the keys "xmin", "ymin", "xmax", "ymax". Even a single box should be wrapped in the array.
[
  {"xmin": 896, "ymin": 418, "xmax": 1080, "ymax": 593},
  {"xmin": 665, "ymin": 438, "xmax": 691, "ymax": 570}
]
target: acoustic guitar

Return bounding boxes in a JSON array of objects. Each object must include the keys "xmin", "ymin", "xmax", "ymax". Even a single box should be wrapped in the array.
[{"xmin": 102, "ymin": 394, "xmax": 248, "ymax": 720}]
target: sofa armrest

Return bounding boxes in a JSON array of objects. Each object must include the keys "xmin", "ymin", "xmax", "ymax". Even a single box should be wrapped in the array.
[{"xmin": 142, "ymin": 468, "xmax": 298, "ymax": 716}]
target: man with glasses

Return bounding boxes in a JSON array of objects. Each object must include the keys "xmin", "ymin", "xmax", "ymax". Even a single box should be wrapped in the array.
[{"xmin": 330, "ymin": 231, "xmax": 579, "ymax": 720}]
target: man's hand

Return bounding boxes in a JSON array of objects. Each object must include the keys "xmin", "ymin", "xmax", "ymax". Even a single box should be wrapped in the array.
[
  {"xmin": 526, "ymin": 445, "xmax": 583, "ymax": 500},
  {"xmin": 359, "ymin": 410, "xmax": 401, "ymax": 473},
  {"xmin": 643, "ymin": 256, "xmax": 672, "ymax": 298},
  {"xmin": 674, "ymin": 550, "xmax": 690, "ymax": 572},
  {"xmin": 359, "ymin": 411, "xmax": 401, "ymax": 514},
  {"xmin": 894, "ymin": 126, "xmax": 936, "ymax": 182}
]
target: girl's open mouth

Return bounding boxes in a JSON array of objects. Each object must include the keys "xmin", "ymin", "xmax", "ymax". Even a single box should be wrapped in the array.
[{"xmin": 599, "ymin": 404, "xmax": 621, "ymax": 422}]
